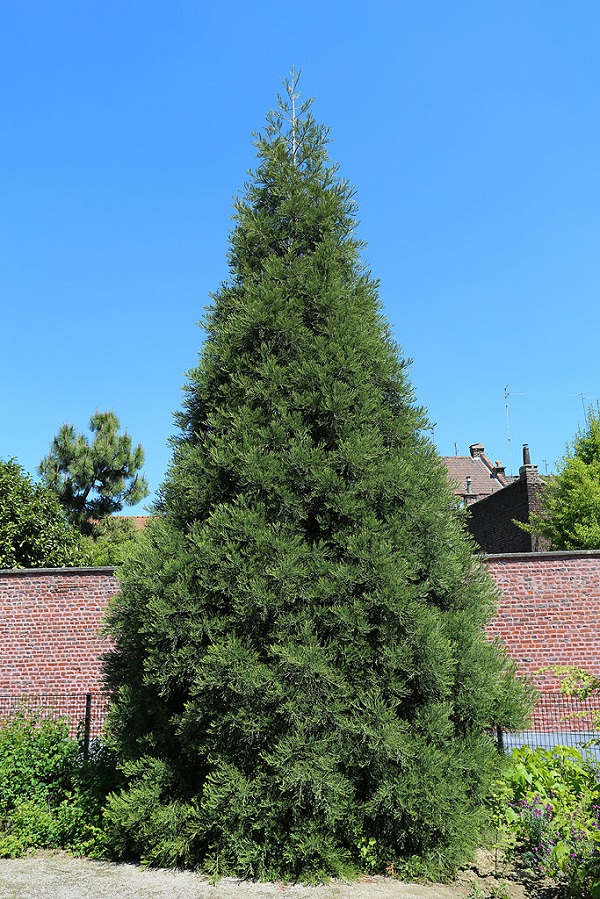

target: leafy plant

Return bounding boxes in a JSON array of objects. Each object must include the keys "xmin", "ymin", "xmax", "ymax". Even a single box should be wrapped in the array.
[
  {"xmin": 84, "ymin": 515, "xmax": 142, "ymax": 566},
  {"xmin": 523, "ymin": 404, "xmax": 600, "ymax": 549},
  {"xmin": 0, "ymin": 458, "xmax": 87, "ymax": 568},
  {"xmin": 0, "ymin": 709, "xmax": 115, "ymax": 857},
  {"xmin": 357, "ymin": 836, "xmax": 378, "ymax": 873},
  {"xmin": 494, "ymin": 745, "xmax": 600, "ymax": 897},
  {"xmin": 465, "ymin": 885, "xmax": 510, "ymax": 899}
]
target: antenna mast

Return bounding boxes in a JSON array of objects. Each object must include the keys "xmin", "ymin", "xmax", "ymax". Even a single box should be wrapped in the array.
[
  {"xmin": 504, "ymin": 385, "xmax": 513, "ymax": 477},
  {"xmin": 568, "ymin": 393, "xmax": 598, "ymax": 426},
  {"xmin": 504, "ymin": 385, "xmax": 525, "ymax": 477}
]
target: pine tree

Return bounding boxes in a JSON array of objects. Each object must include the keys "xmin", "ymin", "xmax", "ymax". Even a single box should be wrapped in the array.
[
  {"xmin": 103, "ymin": 72, "xmax": 529, "ymax": 880},
  {"xmin": 39, "ymin": 410, "xmax": 148, "ymax": 536}
]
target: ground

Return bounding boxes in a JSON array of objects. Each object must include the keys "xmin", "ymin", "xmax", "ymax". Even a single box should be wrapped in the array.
[{"xmin": 0, "ymin": 852, "xmax": 563, "ymax": 899}]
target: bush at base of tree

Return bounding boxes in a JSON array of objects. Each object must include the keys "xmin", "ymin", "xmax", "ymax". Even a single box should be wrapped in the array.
[
  {"xmin": 103, "ymin": 73, "xmax": 531, "ymax": 881},
  {"xmin": 493, "ymin": 746, "xmax": 600, "ymax": 897},
  {"xmin": 0, "ymin": 459, "xmax": 87, "ymax": 569}
]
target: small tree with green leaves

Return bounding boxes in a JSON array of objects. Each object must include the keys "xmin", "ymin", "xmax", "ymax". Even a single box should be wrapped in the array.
[
  {"xmin": 0, "ymin": 459, "xmax": 86, "ymax": 568},
  {"xmin": 85, "ymin": 516, "xmax": 141, "ymax": 566},
  {"xmin": 39, "ymin": 411, "xmax": 148, "ymax": 536},
  {"xmin": 103, "ymin": 72, "xmax": 530, "ymax": 881},
  {"xmin": 526, "ymin": 406, "xmax": 600, "ymax": 549}
]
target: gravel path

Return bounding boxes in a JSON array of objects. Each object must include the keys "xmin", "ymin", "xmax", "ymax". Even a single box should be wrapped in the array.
[{"xmin": 0, "ymin": 854, "xmax": 529, "ymax": 899}]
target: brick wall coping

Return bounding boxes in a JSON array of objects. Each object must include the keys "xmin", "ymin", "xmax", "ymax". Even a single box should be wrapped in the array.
[
  {"xmin": 0, "ymin": 567, "xmax": 116, "ymax": 577},
  {"xmin": 3, "ymin": 552, "xmax": 600, "ymax": 573},
  {"xmin": 484, "ymin": 550, "xmax": 600, "ymax": 562}
]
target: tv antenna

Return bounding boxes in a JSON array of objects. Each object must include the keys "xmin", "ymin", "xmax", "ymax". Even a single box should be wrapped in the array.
[
  {"xmin": 568, "ymin": 393, "xmax": 597, "ymax": 423},
  {"xmin": 504, "ymin": 385, "xmax": 525, "ymax": 477}
]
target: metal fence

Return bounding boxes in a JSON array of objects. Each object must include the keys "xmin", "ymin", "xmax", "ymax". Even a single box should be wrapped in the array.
[
  {"xmin": 0, "ymin": 692, "xmax": 110, "ymax": 751},
  {"xmin": 1, "ymin": 690, "xmax": 599, "ymax": 759},
  {"xmin": 498, "ymin": 692, "xmax": 600, "ymax": 756}
]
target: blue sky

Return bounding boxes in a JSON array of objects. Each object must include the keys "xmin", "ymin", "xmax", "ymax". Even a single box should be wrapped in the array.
[{"xmin": 2, "ymin": 2, "xmax": 599, "ymax": 512}]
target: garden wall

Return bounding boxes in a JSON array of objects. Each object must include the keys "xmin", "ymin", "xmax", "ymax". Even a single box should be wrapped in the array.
[
  {"xmin": 0, "ymin": 551, "xmax": 599, "ymax": 709},
  {"xmin": 485, "ymin": 550, "xmax": 600, "ymax": 691},
  {"xmin": 0, "ymin": 567, "xmax": 118, "ymax": 693}
]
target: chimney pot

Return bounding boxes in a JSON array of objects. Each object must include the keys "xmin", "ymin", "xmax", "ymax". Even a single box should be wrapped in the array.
[{"xmin": 519, "ymin": 444, "xmax": 541, "ymax": 482}]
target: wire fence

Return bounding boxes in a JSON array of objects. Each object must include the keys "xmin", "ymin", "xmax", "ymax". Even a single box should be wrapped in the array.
[
  {"xmin": 0, "ymin": 690, "xmax": 599, "ymax": 758},
  {"xmin": 498, "ymin": 692, "xmax": 600, "ymax": 755},
  {"xmin": 533, "ymin": 692, "xmax": 600, "ymax": 732},
  {"xmin": 0, "ymin": 692, "xmax": 110, "ymax": 749}
]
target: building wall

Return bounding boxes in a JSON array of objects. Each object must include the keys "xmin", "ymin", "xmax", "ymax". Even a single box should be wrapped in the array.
[
  {"xmin": 0, "ymin": 568, "xmax": 118, "ymax": 693},
  {"xmin": 467, "ymin": 466, "xmax": 545, "ymax": 553}
]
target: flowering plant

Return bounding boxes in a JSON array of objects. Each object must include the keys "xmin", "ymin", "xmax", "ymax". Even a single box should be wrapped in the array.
[{"xmin": 497, "ymin": 746, "xmax": 600, "ymax": 897}]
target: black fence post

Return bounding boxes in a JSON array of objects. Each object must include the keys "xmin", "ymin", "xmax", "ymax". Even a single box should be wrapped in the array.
[
  {"xmin": 83, "ymin": 692, "xmax": 92, "ymax": 760},
  {"xmin": 496, "ymin": 725, "xmax": 505, "ymax": 754}
]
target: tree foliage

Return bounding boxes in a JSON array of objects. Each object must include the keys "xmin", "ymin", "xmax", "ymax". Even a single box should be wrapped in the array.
[
  {"xmin": 103, "ymin": 73, "xmax": 530, "ymax": 880},
  {"xmin": 39, "ymin": 411, "xmax": 149, "ymax": 536},
  {"xmin": 0, "ymin": 459, "xmax": 86, "ymax": 568},
  {"xmin": 84, "ymin": 516, "xmax": 142, "ymax": 567},
  {"xmin": 526, "ymin": 406, "xmax": 600, "ymax": 549}
]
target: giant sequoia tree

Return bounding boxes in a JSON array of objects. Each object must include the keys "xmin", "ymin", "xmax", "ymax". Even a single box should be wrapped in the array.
[{"xmin": 103, "ymin": 75, "xmax": 529, "ymax": 880}]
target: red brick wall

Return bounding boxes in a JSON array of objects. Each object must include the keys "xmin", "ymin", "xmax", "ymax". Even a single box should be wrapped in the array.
[
  {"xmin": 485, "ymin": 551, "xmax": 600, "ymax": 688},
  {"xmin": 0, "ymin": 568, "xmax": 118, "ymax": 693},
  {"xmin": 1, "ymin": 554, "xmax": 599, "ymax": 730}
]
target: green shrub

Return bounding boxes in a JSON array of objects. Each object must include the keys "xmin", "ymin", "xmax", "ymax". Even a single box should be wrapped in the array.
[
  {"xmin": 0, "ymin": 458, "xmax": 87, "ymax": 568},
  {"xmin": 84, "ymin": 516, "xmax": 142, "ymax": 566},
  {"xmin": 0, "ymin": 710, "xmax": 114, "ymax": 857},
  {"xmin": 494, "ymin": 745, "xmax": 600, "ymax": 897}
]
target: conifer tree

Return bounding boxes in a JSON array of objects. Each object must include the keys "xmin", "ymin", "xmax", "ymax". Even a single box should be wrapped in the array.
[
  {"xmin": 103, "ymin": 72, "xmax": 529, "ymax": 880},
  {"xmin": 39, "ymin": 410, "xmax": 148, "ymax": 536}
]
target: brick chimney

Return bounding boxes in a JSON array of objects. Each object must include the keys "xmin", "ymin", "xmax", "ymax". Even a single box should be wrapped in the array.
[
  {"xmin": 519, "ymin": 443, "xmax": 540, "ymax": 481},
  {"xmin": 469, "ymin": 443, "xmax": 485, "ymax": 458},
  {"xmin": 518, "ymin": 444, "xmax": 545, "ymax": 550},
  {"xmin": 493, "ymin": 460, "xmax": 506, "ymax": 479}
]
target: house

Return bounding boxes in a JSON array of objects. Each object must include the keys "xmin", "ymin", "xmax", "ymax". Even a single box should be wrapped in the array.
[
  {"xmin": 444, "ymin": 443, "xmax": 509, "ymax": 506},
  {"xmin": 443, "ymin": 443, "xmax": 545, "ymax": 554}
]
